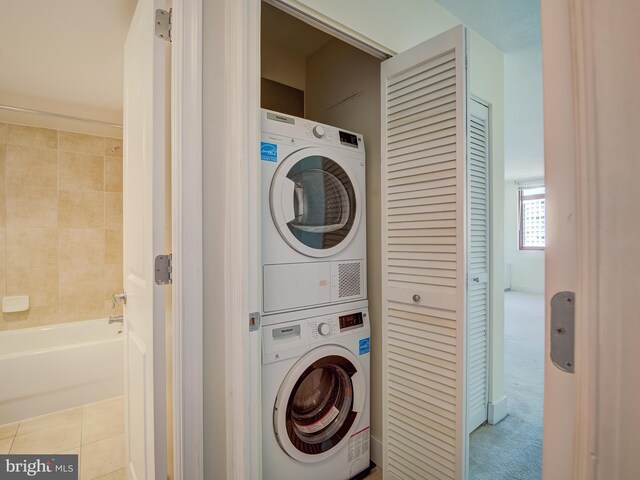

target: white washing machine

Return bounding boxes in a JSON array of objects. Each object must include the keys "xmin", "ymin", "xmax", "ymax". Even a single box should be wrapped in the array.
[
  {"xmin": 261, "ymin": 109, "xmax": 367, "ymax": 318},
  {"xmin": 262, "ymin": 307, "xmax": 371, "ymax": 480}
]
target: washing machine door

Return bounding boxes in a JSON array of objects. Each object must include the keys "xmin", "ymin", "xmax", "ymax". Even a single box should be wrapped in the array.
[
  {"xmin": 274, "ymin": 345, "xmax": 366, "ymax": 463},
  {"xmin": 270, "ymin": 147, "xmax": 362, "ymax": 258}
]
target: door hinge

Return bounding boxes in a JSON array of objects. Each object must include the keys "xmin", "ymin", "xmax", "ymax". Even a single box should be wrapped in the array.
[
  {"xmin": 155, "ymin": 254, "xmax": 173, "ymax": 285},
  {"xmin": 550, "ymin": 291, "xmax": 575, "ymax": 373},
  {"xmin": 155, "ymin": 9, "xmax": 172, "ymax": 42}
]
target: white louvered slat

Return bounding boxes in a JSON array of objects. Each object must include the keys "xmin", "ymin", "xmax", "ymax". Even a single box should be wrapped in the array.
[
  {"xmin": 466, "ymin": 99, "xmax": 490, "ymax": 433},
  {"xmin": 382, "ymin": 26, "xmax": 466, "ymax": 480}
]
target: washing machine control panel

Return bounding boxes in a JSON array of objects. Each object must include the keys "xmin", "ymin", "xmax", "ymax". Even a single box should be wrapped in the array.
[
  {"xmin": 317, "ymin": 322, "xmax": 331, "ymax": 336},
  {"xmin": 338, "ymin": 311, "xmax": 364, "ymax": 331},
  {"xmin": 263, "ymin": 308, "xmax": 369, "ymax": 364}
]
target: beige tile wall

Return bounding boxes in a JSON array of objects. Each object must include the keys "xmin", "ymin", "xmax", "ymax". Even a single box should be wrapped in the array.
[{"xmin": 0, "ymin": 123, "xmax": 123, "ymax": 330}]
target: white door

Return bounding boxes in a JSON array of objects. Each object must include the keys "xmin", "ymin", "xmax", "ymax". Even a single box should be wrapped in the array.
[
  {"xmin": 466, "ymin": 99, "xmax": 490, "ymax": 433},
  {"xmin": 123, "ymin": 0, "xmax": 169, "ymax": 478},
  {"xmin": 381, "ymin": 25, "xmax": 468, "ymax": 480}
]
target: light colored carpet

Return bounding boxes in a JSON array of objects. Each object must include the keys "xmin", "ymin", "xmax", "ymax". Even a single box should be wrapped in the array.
[{"xmin": 469, "ymin": 291, "xmax": 544, "ymax": 480}]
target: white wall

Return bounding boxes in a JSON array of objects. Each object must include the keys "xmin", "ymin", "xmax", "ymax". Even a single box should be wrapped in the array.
[{"xmin": 504, "ymin": 181, "xmax": 545, "ymax": 293}]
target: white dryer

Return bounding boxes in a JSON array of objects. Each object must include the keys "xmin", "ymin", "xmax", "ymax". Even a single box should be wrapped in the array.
[
  {"xmin": 261, "ymin": 109, "xmax": 367, "ymax": 318},
  {"xmin": 262, "ymin": 307, "xmax": 371, "ymax": 480}
]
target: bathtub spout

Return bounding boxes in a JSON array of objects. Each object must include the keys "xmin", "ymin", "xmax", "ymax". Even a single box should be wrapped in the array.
[{"xmin": 108, "ymin": 315, "xmax": 124, "ymax": 324}]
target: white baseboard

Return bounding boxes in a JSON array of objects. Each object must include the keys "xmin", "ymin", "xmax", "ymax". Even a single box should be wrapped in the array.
[
  {"xmin": 510, "ymin": 285, "xmax": 544, "ymax": 295},
  {"xmin": 370, "ymin": 435, "xmax": 383, "ymax": 469},
  {"xmin": 488, "ymin": 395, "xmax": 508, "ymax": 425}
]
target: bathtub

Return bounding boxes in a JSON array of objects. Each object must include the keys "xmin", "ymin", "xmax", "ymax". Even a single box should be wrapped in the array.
[{"xmin": 0, "ymin": 319, "xmax": 124, "ymax": 424}]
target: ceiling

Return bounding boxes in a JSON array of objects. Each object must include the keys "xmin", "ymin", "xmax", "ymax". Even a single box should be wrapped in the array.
[
  {"xmin": 1, "ymin": 0, "xmax": 543, "ymax": 180},
  {"xmin": 0, "ymin": 0, "xmax": 137, "ymax": 115},
  {"xmin": 434, "ymin": 0, "xmax": 544, "ymax": 181}
]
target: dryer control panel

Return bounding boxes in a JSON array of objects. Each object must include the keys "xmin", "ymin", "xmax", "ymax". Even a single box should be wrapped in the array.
[{"xmin": 261, "ymin": 109, "xmax": 365, "ymax": 153}]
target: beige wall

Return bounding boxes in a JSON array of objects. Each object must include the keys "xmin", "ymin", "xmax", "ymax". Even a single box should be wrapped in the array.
[
  {"xmin": 0, "ymin": 122, "xmax": 123, "ymax": 330},
  {"xmin": 261, "ymin": 41, "xmax": 306, "ymax": 91}
]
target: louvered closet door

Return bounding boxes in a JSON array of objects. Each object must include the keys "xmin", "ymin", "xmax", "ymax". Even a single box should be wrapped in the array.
[
  {"xmin": 467, "ymin": 99, "xmax": 490, "ymax": 433},
  {"xmin": 381, "ymin": 26, "xmax": 467, "ymax": 480}
]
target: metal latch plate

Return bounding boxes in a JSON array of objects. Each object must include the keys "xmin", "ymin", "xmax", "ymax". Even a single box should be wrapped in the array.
[
  {"xmin": 550, "ymin": 291, "xmax": 575, "ymax": 373},
  {"xmin": 249, "ymin": 312, "xmax": 260, "ymax": 332},
  {"xmin": 155, "ymin": 254, "xmax": 172, "ymax": 285}
]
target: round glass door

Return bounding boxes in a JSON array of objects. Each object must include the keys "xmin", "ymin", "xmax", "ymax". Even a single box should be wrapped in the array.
[
  {"xmin": 274, "ymin": 346, "xmax": 365, "ymax": 462},
  {"xmin": 270, "ymin": 149, "xmax": 361, "ymax": 258}
]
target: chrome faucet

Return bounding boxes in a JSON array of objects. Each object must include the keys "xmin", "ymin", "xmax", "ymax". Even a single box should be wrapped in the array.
[{"xmin": 109, "ymin": 315, "xmax": 124, "ymax": 325}]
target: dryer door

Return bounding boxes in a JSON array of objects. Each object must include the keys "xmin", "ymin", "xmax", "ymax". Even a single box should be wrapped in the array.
[
  {"xmin": 274, "ymin": 345, "xmax": 366, "ymax": 463},
  {"xmin": 270, "ymin": 147, "xmax": 362, "ymax": 258}
]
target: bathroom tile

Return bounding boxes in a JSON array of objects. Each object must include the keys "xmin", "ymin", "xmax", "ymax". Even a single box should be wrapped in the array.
[
  {"xmin": 3, "ymin": 305, "xmax": 59, "ymax": 329},
  {"xmin": 104, "ymin": 264, "xmax": 123, "ymax": 301},
  {"xmin": 104, "ymin": 300, "xmax": 123, "ymax": 317},
  {"xmin": 0, "ymin": 227, "xmax": 6, "ymax": 268},
  {"xmin": 104, "ymin": 157, "xmax": 123, "ymax": 193},
  {"xmin": 0, "ymin": 123, "xmax": 7, "ymax": 143},
  {"xmin": 61, "ymin": 447, "xmax": 81, "ymax": 474},
  {"xmin": 60, "ymin": 152, "xmax": 104, "ymax": 192},
  {"xmin": 6, "ymin": 267, "xmax": 59, "ymax": 307},
  {"xmin": 0, "ymin": 422, "xmax": 19, "ymax": 440},
  {"xmin": 59, "ymin": 131, "xmax": 104, "ymax": 155},
  {"xmin": 59, "ymin": 265, "xmax": 103, "ymax": 299},
  {"xmin": 82, "ymin": 397, "xmax": 124, "ymax": 445},
  {"xmin": 80, "ymin": 434, "xmax": 125, "ymax": 480},
  {"xmin": 58, "ymin": 228, "xmax": 105, "ymax": 267},
  {"xmin": 59, "ymin": 296, "xmax": 105, "ymax": 323},
  {"xmin": 59, "ymin": 190, "xmax": 104, "ymax": 229},
  {"xmin": 105, "ymin": 193, "xmax": 123, "ymax": 230},
  {"xmin": 104, "ymin": 138, "xmax": 123, "ymax": 158},
  {"xmin": 7, "ymin": 125, "xmax": 57, "ymax": 150},
  {"xmin": 0, "ymin": 144, "xmax": 6, "ymax": 182},
  {"xmin": 5, "ymin": 185, "xmax": 58, "ymax": 228},
  {"xmin": 5, "ymin": 144, "xmax": 58, "ymax": 190},
  {"xmin": 6, "ymin": 228, "xmax": 58, "ymax": 268},
  {"xmin": 17, "ymin": 407, "xmax": 82, "ymax": 436},
  {"xmin": 0, "ymin": 146, "xmax": 5, "ymax": 227},
  {"xmin": 0, "ymin": 437, "xmax": 13, "ymax": 454},
  {"xmin": 10, "ymin": 424, "xmax": 81, "ymax": 454},
  {"xmin": 94, "ymin": 468, "xmax": 126, "ymax": 480},
  {"xmin": 104, "ymin": 230, "xmax": 123, "ymax": 265}
]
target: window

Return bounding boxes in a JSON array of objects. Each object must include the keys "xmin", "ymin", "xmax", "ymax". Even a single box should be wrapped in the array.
[{"xmin": 519, "ymin": 186, "xmax": 545, "ymax": 250}]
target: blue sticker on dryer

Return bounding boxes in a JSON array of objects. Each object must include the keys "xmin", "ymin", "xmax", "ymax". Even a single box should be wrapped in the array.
[
  {"xmin": 359, "ymin": 337, "xmax": 370, "ymax": 355},
  {"xmin": 261, "ymin": 142, "xmax": 278, "ymax": 162}
]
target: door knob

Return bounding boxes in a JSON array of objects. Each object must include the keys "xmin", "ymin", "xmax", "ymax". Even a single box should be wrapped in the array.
[{"xmin": 412, "ymin": 294, "xmax": 420, "ymax": 302}]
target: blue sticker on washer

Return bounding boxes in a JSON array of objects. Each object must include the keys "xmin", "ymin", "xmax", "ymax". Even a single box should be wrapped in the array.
[
  {"xmin": 359, "ymin": 338, "xmax": 370, "ymax": 355},
  {"xmin": 261, "ymin": 142, "xmax": 278, "ymax": 162}
]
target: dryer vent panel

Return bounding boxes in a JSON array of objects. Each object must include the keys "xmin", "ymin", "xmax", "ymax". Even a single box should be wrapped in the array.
[{"xmin": 337, "ymin": 262, "xmax": 362, "ymax": 299}]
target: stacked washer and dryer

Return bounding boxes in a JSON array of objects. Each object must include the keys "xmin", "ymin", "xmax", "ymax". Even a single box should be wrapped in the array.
[{"xmin": 260, "ymin": 109, "xmax": 371, "ymax": 480}]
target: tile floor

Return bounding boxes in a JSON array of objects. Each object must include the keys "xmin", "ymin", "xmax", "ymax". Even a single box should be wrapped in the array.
[
  {"xmin": 366, "ymin": 466, "xmax": 383, "ymax": 479},
  {"xmin": 0, "ymin": 396, "xmax": 125, "ymax": 480}
]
